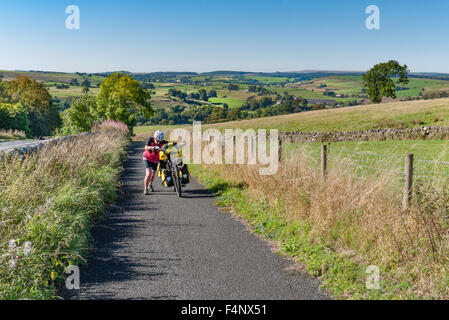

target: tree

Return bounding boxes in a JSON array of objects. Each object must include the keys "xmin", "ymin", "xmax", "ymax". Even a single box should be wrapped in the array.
[
  {"xmin": 227, "ymin": 84, "xmax": 239, "ymax": 91},
  {"xmin": 81, "ymin": 78, "xmax": 91, "ymax": 88},
  {"xmin": 7, "ymin": 76, "xmax": 60, "ymax": 137},
  {"xmin": 0, "ymin": 103, "xmax": 31, "ymax": 137},
  {"xmin": 7, "ymin": 76, "xmax": 52, "ymax": 112},
  {"xmin": 95, "ymin": 72, "xmax": 153, "ymax": 131},
  {"xmin": 81, "ymin": 78, "xmax": 91, "ymax": 93},
  {"xmin": 248, "ymin": 85, "xmax": 257, "ymax": 93},
  {"xmin": 228, "ymin": 107, "xmax": 241, "ymax": 121},
  {"xmin": 362, "ymin": 60, "xmax": 409, "ymax": 103},
  {"xmin": 198, "ymin": 89, "xmax": 208, "ymax": 101},
  {"xmin": 60, "ymin": 94, "xmax": 97, "ymax": 134},
  {"xmin": 0, "ymin": 82, "xmax": 9, "ymax": 103},
  {"xmin": 142, "ymin": 82, "xmax": 155, "ymax": 90},
  {"xmin": 206, "ymin": 106, "xmax": 229, "ymax": 124}
]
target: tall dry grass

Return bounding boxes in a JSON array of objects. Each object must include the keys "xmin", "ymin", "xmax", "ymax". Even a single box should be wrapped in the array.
[
  {"xmin": 0, "ymin": 127, "xmax": 129, "ymax": 299},
  {"xmin": 0, "ymin": 129, "xmax": 26, "ymax": 140},
  {"xmin": 202, "ymin": 153, "xmax": 449, "ymax": 298}
]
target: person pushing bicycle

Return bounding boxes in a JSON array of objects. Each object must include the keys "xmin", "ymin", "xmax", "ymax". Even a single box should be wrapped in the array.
[{"xmin": 142, "ymin": 130, "xmax": 166, "ymax": 195}]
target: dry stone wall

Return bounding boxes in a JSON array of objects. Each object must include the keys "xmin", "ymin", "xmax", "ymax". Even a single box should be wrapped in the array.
[
  {"xmin": 279, "ymin": 126, "xmax": 449, "ymax": 143},
  {"xmin": 0, "ymin": 133, "xmax": 89, "ymax": 157}
]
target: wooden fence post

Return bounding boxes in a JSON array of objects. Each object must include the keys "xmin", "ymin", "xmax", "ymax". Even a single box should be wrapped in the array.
[
  {"xmin": 403, "ymin": 154, "xmax": 414, "ymax": 210},
  {"xmin": 321, "ymin": 144, "xmax": 328, "ymax": 180},
  {"xmin": 278, "ymin": 138, "xmax": 283, "ymax": 163}
]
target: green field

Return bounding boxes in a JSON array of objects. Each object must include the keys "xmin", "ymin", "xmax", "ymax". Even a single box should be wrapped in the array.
[
  {"xmin": 0, "ymin": 70, "xmax": 105, "ymax": 85},
  {"xmin": 271, "ymin": 87, "xmax": 356, "ymax": 102},
  {"xmin": 0, "ymin": 70, "xmax": 104, "ymax": 100},
  {"xmin": 244, "ymin": 75, "xmax": 290, "ymax": 84},
  {"xmin": 208, "ymin": 97, "xmax": 245, "ymax": 108},
  {"xmin": 48, "ymin": 86, "xmax": 99, "ymax": 99},
  {"xmin": 285, "ymin": 140, "xmax": 449, "ymax": 186}
]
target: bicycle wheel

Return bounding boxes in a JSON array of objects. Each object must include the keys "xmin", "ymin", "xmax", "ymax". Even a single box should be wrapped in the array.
[
  {"xmin": 174, "ymin": 165, "xmax": 182, "ymax": 197},
  {"xmin": 167, "ymin": 162, "xmax": 176, "ymax": 192}
]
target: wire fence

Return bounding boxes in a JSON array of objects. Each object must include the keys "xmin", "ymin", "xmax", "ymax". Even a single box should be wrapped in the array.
[
  {"xmin": 281, "ymin": 140, "xmax": 449, "ymax": 209},
  {"xmin": 285, "ymin": 143, "xmax": 449, "ymax": 176}
]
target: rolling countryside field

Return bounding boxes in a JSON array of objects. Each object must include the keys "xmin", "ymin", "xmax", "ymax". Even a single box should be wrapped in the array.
[
  {"xmin": 145, "ymin": 74, "xmax": 449, "ymax": 113},
  {"xmin": 198, "ymin": 98, "xmax": 449, "ymax": 132},
  {"xmin": 3, "ymin": 69, "xmax": 449, "ymax": 114}
]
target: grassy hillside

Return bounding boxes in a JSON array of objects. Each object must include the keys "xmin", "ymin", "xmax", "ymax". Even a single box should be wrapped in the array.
[
  {"xmin": 136, "ymin": 98, "xmax": 449, "ymax": 137},
  {"xmin": 200, "ymin": 98, "xmax": 449, "ymax": 132},
  {"xmin": 0, "ymin": 70, "xmax": 104, "ymax": 101},
  {"xmin": 48, "ymin": 86, "xmax": 100, "ymax": 99},
  {"xmin": 0, "ymin": 70, "xmax": 105, "ymax": 86}
]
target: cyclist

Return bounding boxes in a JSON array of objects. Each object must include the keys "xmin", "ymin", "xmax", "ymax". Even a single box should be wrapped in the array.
[{"xmin": 142, "ymin": 130, "xmax": 166, "ymax": 195}]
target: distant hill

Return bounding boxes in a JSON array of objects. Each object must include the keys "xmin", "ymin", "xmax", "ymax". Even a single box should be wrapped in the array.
[{"xmin": 3, "ymin": 69, "xmax": 449, "ymax": 82}]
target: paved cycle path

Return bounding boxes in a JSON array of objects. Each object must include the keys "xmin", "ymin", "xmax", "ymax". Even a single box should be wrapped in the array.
[{"xmin": 67, "ymin": 142, "xmax": 328, "ymax": 300}]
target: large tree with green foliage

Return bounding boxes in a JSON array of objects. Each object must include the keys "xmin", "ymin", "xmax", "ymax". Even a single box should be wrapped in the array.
[
  {"xmin": 0, "ymin": 82, "xmax": 9, "ymax": 103},
  {"xmin": 95, "ymin": 73, "xmax": 153, "ymax": 131},
  {"xmin": 59, "ymin": 94, "xmax": 97, "ymax": 134},
  {"xmin": 362, "ymin": 60, "xmax": 409, "ymax": 103},
  {"xmin": 0, "ymin": 103, "xmax": 31, "ymax": 137},
  {"xmin": 6, "ymin": 76, "xmax": 60, "ymax": 137}
]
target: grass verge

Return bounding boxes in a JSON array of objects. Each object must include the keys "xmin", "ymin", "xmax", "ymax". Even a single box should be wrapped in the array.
[
  {"xmin": 0, "ymin": 129, "xmax": 129, "ymax": 299},
  {"xmin": 190, "ymin": 160, "xmax": 449, "ymax": 300}
]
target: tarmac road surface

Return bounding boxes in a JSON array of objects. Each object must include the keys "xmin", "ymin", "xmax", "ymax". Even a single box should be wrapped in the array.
[{"xmin": 65, "ymin": 142, "xmax": 329, "ymax": 300}]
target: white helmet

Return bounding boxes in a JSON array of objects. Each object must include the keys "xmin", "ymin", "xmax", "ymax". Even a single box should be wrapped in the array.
[{"xmin": 154, "ymin": 130, "xmax": 165, "ymax": 141}]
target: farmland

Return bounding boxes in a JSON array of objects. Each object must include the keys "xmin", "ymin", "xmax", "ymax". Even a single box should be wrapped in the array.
[
  {"xmin": 197, "ymin": 98, "xmax": 449, "ymax": 132},
  {"xmin": 298, "ymin": 75, "xmax": 449, "ymax": 98},
  {"xmin": 0, "ymin": 70, "xmax": 104, "ymax": 84},
  {"xmin": 48, "ymin": 86, "xmax": 100, "ymax": 99},
  {"xmin": 3, "ymin": 69, "xmax": 449, "ymax": 112},
  {"xmin": 284, "ymin": 139, "xmax": 449, "ymax": 189},
  {"xmin": 3, "ymin": 69, "xmax": 449, "ymax": 133}
]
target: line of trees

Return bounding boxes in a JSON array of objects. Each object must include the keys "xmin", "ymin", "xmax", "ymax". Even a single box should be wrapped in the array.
[
  {"xmin": 168, "ymin": 88, "xmax": 217, "ymax": 102},
  {"xmin": 145, "ymin": 94, "xmax": 317, "ymax": 126}
]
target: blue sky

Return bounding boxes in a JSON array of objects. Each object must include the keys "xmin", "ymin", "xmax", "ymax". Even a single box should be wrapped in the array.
[{"xmin": 1, "ymin": 0, "xmax": 448, "ymax": 73}]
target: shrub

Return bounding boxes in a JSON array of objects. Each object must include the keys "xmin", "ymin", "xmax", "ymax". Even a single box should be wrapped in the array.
[
  {"xmin": 92, "ymin": 119, "xmax": 130, "ymax": 136},
  {"xmin": 6, "ymin": 76, "xmax": 61, "ymax": 137}
]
